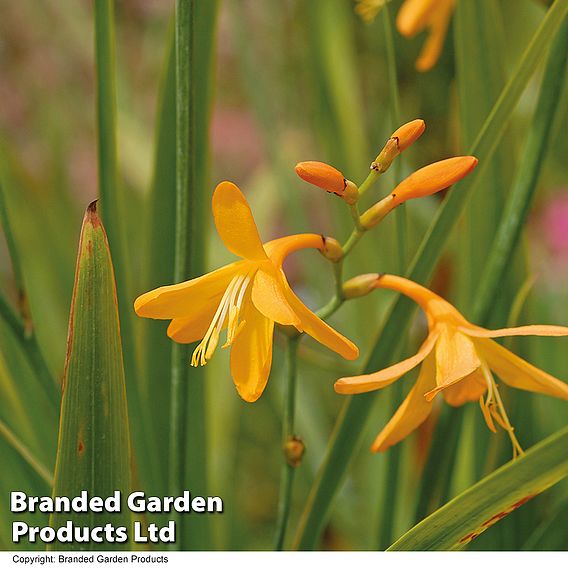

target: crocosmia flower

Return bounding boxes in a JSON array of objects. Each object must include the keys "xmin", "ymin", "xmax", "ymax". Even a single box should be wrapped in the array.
[
  {"xmin": 355, "ymin": 0, "xmax": 455, "ymax": 72},
  {"xmin": 335, "ymin": 274, "xmax": 568, "ymax": 454},
  {"xmin": 135, "ymin": 181, "xmax": 358, "ymax": 402}
]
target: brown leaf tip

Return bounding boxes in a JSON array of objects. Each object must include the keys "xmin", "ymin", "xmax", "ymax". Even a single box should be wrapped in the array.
[{"xmin": 85, "ymin": 199, "xmax": 101, "ymax": 227}]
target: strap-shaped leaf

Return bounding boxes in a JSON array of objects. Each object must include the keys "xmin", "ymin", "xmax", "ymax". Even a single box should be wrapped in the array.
[
  {"xmin": 388, "ymin": 427, "xmax": 568, "ymax": 550},
  {"xmin": 49, "ymin": 203, "xmax": 131, "ymax": 551}
]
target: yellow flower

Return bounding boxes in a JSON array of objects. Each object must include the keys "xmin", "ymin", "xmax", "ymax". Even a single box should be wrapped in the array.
[
  {"xmin": 397, "ymin": 0, "xmax": 455, "ymax": 72},
  {"xmin": 355, "ymin": 0, "xmax": 455, "ymax": 72},
  {"xmin": 335, "ymin": 274, "xmax": 568, "ymax": 454},
  {"xmin": 135, "ymin": 181, "xmax": 359, "ymax": 402}
]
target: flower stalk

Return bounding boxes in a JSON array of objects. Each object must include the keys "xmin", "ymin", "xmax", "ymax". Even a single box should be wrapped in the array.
[{"xmin": 273, "ymin": 335, "xmax": 301, "ymax": 550}]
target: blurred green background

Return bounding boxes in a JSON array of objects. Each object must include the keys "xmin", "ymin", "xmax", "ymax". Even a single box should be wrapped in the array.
[{"xmin": 0, "ymin": 0, "xmax": 567, "ymax": 551}]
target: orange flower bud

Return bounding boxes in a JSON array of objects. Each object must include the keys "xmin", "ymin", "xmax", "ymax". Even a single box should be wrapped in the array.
[
  {"xmin": 295, "ymin": 161, "xmax": 346, "ymax": 196},
  {"xmin": 391, "ymin": 119, "xmax": 426, "ymax": 152},
  {"xmin": 320, "ymin": 236, "xmax": 344, "ymax": 262},
  {"xmin": 371, "ymin": 119, "xmax": 425, "ymax": 173},
  {"xmin": 343, "ymin": 180, "xmax": 360, "ymax": 205},
  {"xmin": 359, "ymin": 197, "xmax": 392, "ymax": 230},
  {"xmin": 343, "ymin": 273, "xmax": 380, "ymax": 299},
  {"xmin": 391, "ymin": 156, "xmax": 478, "ymax": 206}
]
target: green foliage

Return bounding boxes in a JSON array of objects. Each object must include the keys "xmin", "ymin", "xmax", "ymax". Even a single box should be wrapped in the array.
[{"xmin": 49, "ymin": 203, "xmax": 131, "ymax": 551}]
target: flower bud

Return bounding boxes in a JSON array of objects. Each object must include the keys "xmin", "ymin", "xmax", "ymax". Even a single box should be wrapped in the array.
[
  {"xmin": 359, "ymin": 197, "xmax": 392, "ymax": 230},
  {"xmin": 391, "ymin": 119, "xmax": 426, "ymax": 152},
  {"xmin": 371, "ymin": 119, "xmax": 426, "ymax": 173},
  {"xmin": 371, "ymin": 138, "xmax": 400, "ymax": 173},
  {"xmin": 343, "ymin": 180, "xmax": 360, "ymax": 205},
  {"xmin": 343, "ymin": 273, "xmax": 380, "ymax": 299},
  {"xmin": 391, "ymin": 156, "xmax": 478, "ymax": 206},
  {"xmin": 320, "ymin": 236, "xmax": 344, "ymax": 262},
  {"xmin": 284, "ymin": 436, "xmax": 305, "ymax": 468},
  {"xmin": 295, "ymin": 161, "xmax": 346, "ymax": 196}
]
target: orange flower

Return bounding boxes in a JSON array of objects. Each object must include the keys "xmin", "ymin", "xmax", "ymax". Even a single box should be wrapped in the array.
[
  {"xmin": 355, "ymin": 0, "xmax": 455, "ymax": 72},
  {"xmin": 135, "ymin": 181, "xmax": 358, "ymax": 402},
  {"xmin": 335, "ymin": 274, "xmax": 568, "ymax": 454},
  {"xmin": 397, "ymin": 0, "xmax": 455, "ymax": 72}
]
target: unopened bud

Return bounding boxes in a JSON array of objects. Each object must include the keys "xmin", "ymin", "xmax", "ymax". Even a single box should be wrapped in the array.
[
  {"xmin": 371, "ymin": 119, "xmax": 426, "ymax": 173},
  {"xmin": 359, "ymin": 197, "xmax": 392, "ymax": 230},
  {"xmin": 343, "ymin": 180, "xmax": 359, "ymax": 205},
  {"xmin": 343, "ymin": 273, "xmax": 380, "ymax": 299},
  {"xmin": 371, "ymin": 138, "xmax": 399, "ymax": 173},
  {"xmin": 321, "ymin": 236, "xmax": 344, "ymax": 262},
  {"xmin": 391, "ymin": 119, "xmax": 425, "ymax": 152},
  {"xmin": 284, "ymin": 436, "xmax": 305, "ymax": 468},
  {"xmin": 295, "ymin": 161, "xmax": 346, "ymax": 196},
  {"xmin": 391, "ymin": 156, "xmax": 478, "ymax": 206}
]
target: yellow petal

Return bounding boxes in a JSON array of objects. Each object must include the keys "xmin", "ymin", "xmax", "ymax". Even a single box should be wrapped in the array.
[
  {"xmin": 212, "ymin": 181, "xmax": 268, "ymax": 261},
  {"xmin": 372, "ymin": 353, "xmax": 436, "ymax": 452},
  {"xmin": 475, "ymin": 338, "xmax": 568, "ymax": 401},
  {"xmin": 414, "ymin": 0, "xmax": 454, "ymax": 72},
  {"xmin": 334, "ymin": 331, "xmax": 438, "ymax": 394},
  {"xmin": 425, "ymin": 327, "xmax": 481, "ymax": 400},
  {"xmin": 263, "ymin": 234, "xmax": 325, "ymax": 268},
  {"xmin": 280, "ymin": 274, "xmax": 359, "ymax": 360},
  {"xmin": 167, "ymin": 309, "xmax": 220, "ymax": 344},
  {"xmin": 134, "ymin": 261, "xmax": 244, "ymax": 319},
  {"xmin": 461, "ymin": 324, "xmax": 568, "ymax": 338},
  {"xmin": 396, "ymin": 0, "xmax": 437, "ymax": 37},
  {"xmin": 251, "ymin": 265, "xmax": 301, "ymax": 327},
  {"xmin": 442, "ymin": 368, "xmax": 487, "ymax": 407},
  {"xmin": 230, "ymin": 300, "xmax": 274, "ymax": 403}
]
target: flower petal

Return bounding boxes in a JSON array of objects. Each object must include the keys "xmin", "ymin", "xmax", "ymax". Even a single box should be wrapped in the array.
[
  {"xmin": 134, "ymin": 261, "xmax": 243, "ymax": 319},
  {"xmin": 230, "ymin": 299, "xmax": 274, "ymax": 403},
  {"xmin": 212, "ymin": 181, "xmax": 267, "ymax": 261},
  {"xmin": 425, "ymin": 327, "xmax": 481, "ymax": 400},
  {"xmin": 371, "ymin": 353, "xmax": 436, "ymax": 452},
  {"xmin": 263, "ymin": 234, "xmax": 325, "ymax": 268},
  {"xmin": 167, "ymin": 309, "xmax": 218, "ymax": 344},
  {"xmin": 279, "ymin": 275, "xmax": 359, "ymax": 360},
  {"xmin": 442, "ymin": 368, "xmax": 487, "ymax": 407},
  {"xmin": 414, "ymin": 0, "xmax": 454, "ymax": 72},
  {"xmin": 396, "ymin": 0, "xmax": 437, "ymax": 37},
  {"xmin": 251, "ymin": 265, "xmax": 301, "ymax": 327},
  {"xmin": 461, "ymin": 324, "xmax": 568, "ymax": 338},
  {"xmin": 334, "ymin": 331, "xmax": 438, "ymax": 394},
  {"xmin": 476, "ymin": 338, "xmax": 568, "ymax": 401}
]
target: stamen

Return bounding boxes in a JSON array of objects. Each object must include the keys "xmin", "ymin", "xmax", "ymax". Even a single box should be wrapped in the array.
[
  {"xmin": 191, "ymin": 271, "xmax": 253, "ymax": 366},
  {"xmin": 479, "ymin": 363, "xmax": 524, "ymax": 458},
  {"xmin": 479, "ymin": 396, "xmax": 496, "ymax": 433}
]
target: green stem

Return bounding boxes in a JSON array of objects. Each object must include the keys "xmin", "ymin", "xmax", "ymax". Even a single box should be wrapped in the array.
[
  {"xmin": 357, "ymin": 170, "xmax": 380, "ymax": 197},
  {"xmin": 274, "ymin": 336, "xmax": 301, "ymax": 550}
]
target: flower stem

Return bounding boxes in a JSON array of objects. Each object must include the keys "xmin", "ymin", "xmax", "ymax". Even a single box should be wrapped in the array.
[{"xmin": 274, "ymin": 335, "xmax": 301, "ymax": 550}]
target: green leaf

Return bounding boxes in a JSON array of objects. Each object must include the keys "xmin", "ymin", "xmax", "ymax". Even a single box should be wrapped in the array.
[
  {"xmin": 49, "ymin": 203, "xmax": 132, "ymax": 551},
  {"xmin": 388, "ymin": 427, "xmax": 568, "ymax": 550}
]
